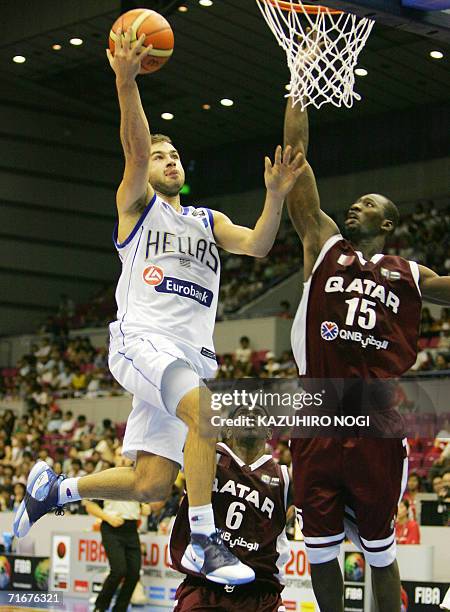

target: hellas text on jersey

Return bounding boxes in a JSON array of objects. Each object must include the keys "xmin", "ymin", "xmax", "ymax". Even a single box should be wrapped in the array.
[{"xmin": 145, "ymin": 229, "xmax": 219, "ymax": 275}]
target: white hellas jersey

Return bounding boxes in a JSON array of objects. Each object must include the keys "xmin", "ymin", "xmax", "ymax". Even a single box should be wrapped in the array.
[{"xmin": 109, "ymin": 194, "xmax": 220, "ymax": 357}]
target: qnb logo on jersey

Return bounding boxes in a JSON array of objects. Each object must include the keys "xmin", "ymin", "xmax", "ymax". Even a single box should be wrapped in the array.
[
  {"xmin": 155, "ymin": 277, "xmax": 213, "ymax": 307},
  {"xmin": 322, "ymin": 324, "xmax": 389, "ymax": 350},
  {"xmin": 143, "ymin": 265, "xmax": 164, "ymax": 286},
  {"xmin": 321, "ymin": 321, "xmax": 339, "ymax": 341}
]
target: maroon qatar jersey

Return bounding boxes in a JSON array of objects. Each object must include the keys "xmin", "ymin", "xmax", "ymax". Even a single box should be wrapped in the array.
[
  {"xmin": 291, "ymin": 234, "xmax": 422, "ymax": 378},
  {"xmin": 169, "ymin": 443, "xmax": 290, "ymax": 592}
]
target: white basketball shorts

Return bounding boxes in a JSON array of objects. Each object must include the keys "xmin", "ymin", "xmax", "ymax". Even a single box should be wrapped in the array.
[{"xmin": 108, "ymin": 331, "xmax": 217, "ymax": 466}]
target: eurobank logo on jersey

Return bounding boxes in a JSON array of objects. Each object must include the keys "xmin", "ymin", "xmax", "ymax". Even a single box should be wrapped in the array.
[
  {"xmin": 156, "ymin": 276, "xmax": 213, "ymax": 307},
  {"xmin": 143, "ymin": 265, "xmax": 164, "ymax": 286}
]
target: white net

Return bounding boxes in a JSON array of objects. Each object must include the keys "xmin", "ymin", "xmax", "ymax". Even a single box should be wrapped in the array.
[{"xmin": 256, "ymin": 0, "xmax": 375, "ymax": 110}]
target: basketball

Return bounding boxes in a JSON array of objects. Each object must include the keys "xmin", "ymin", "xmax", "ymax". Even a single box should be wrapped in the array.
[{"xmin": 109, "ymin": 8, "xmax": 174, "ymax": 74}]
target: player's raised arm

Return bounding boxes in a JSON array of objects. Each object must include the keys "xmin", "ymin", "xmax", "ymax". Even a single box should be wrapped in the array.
[
  {"xmin": 106, "ymin": 28, "xmax": 155, "ymax": 226},
  {"xmin": 284, "ymin": 100, "xmax": 339, "ymax": 277},
  {"xmin": 418, "ymin": 265, "xmax": 450, "ymax": 305},
  {"xmin": 213, "ymin": 145, "xmax": 303, "ymax": 257}
]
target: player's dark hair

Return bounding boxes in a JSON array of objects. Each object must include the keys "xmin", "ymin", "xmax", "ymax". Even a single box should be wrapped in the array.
[
  {"xmin": 151, "ymin": 134, "xmax": 172, "ymax": 146},
  {"xmin": 382, "ymin": 197, "xmax": 400, "ymax": 232}
]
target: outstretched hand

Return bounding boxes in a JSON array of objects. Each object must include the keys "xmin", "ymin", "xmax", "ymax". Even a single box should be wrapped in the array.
[
  {"xmin": 106, "ymin": 27, "xmax": 153, "ymax": 83},
  {"xmin": 264, "ymin": 145, "xmax": 306, "ymax": 198}
]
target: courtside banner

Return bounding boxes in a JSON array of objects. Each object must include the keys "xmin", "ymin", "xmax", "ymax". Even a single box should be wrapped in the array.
[
  {"xmin": 50, "ymin": 534, "xmax": 436, "ymax": 610},
  {"xmin": 0, "ymin": 554, "xmax": 50, "ymax": 591},
  {"xmin": 50, "ymin": 532, "xmax": 318, "ymax": 607},
  {"xmin": 201, "ymin": 377, "xmax": 448, "ymax": 438},
  {"xmin": 401, "ymin": 581, "xmax": 450, "ymax": 611}
]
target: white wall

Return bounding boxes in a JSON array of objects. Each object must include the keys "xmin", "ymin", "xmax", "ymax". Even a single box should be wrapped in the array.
[
  {"xmin": 238, "ymin": 271, "xmax": 303, "ymax": 318},
  {"xmin": 421, "ymin": 527, "xmax": 450, "ymax": 582}
]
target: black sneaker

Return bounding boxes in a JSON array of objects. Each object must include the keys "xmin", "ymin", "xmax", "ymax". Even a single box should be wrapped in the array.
[{"xmin": 181, "ymin": 530, "xmax": 255, "ymax": 585}]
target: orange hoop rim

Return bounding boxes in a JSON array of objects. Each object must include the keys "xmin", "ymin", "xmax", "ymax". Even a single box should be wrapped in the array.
[{"xmin": 262, "ymin": 0, "xmax": 343, "ymax": 15}]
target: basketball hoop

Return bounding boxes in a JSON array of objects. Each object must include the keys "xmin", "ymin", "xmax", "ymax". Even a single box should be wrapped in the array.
[{"xmin": 256, "ymin": 0, "xmax": 375, "ymax": 110}]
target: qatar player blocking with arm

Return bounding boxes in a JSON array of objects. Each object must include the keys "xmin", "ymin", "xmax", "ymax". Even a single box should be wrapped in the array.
[
  {"xmin": 284, "ymin": 98, "xmax": 450, "ymax": 612},
  {"xmin": 13, "ymin": 27, "xmax": 303, "ymax": 587},
  {"xmin": 170, "ymin": 405, "xmax": 290, "ymax": 612}
]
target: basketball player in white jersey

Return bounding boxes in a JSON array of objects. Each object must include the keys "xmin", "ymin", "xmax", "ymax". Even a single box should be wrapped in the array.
[{"xmin": 14, "ymin": 28, "xmax": 303, "ymax": 585}]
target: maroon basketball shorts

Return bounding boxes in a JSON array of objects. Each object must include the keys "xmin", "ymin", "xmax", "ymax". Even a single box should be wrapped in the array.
[
  {"xmin": 291, "ymin": 437, "xmax": 408, "ymax": 567},
  {"xmin": 173, "ymin": 579, "xmax": 284, "ymax": 612}
]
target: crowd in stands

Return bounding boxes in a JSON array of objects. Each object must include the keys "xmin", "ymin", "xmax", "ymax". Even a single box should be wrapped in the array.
[
  {"xmin": 408, "ymin": 307, "xmax": 450, "ymax": 372},
  {"xmin": 0, "ymin": 336, "xmax": 121, "ymax": 403},
  {"xmin": 217, "ymin": 335, "xmax": 298, "ymax": 379},
  {"xmin": 387, "ymin": 200, "xmax": 450, "ymax": 277}
]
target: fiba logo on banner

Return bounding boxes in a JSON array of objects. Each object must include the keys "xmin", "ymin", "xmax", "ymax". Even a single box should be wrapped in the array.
[
  {"xmin": 321, "ymin": 321, "xmax": 339, "ymax": 341},
  {"xmin": 143, "ymin": 265, "xmax": 164, "ymax": 286}
]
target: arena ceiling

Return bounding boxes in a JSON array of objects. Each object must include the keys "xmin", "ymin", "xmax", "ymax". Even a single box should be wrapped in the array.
[{"xmin": 1, "ymin": 0, "xmax": 449, "ymax": 153}]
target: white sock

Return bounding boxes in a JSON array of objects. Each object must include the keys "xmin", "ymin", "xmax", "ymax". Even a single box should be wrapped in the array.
[
  {"xmin": 58, "ymin": 478, "xmax": 81, "ymax": 504},
  {"xmin": 189, "ymin": 504, "xmax": 215, "ymax": 536}
]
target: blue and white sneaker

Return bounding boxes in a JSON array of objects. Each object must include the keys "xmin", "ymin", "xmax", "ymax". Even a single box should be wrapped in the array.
[
  {"xmin": 181, "ymin": 530, "xmax": 255, "ymax": 585},
  {"xmin": 13, "ymin": 461, "xmax": 66, "ymax": 538}
]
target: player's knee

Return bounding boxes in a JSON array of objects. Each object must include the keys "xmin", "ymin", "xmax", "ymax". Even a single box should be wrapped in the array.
[
  {"xmin": 365, "ymin": 546, "xmax": 397, "ymax": 568},
  {"xmin": 134, "ymin": 477, "xmax": 172, "ymax": 503},
  {"xmin": 133, "ymin": 467, "xmax": 174, "ymax": 502},
  {"xmin": 358, "ymin": 533, "xmax": 397, "ymax": 568},
  {"xmin": 134, "ymin": 453, "xmax": 179, "ymax": 502},
  {"xmin": 176, "ymin": 386, "xmax": 210, "ymax": 430},
  {"xmin": 306, "ymin": 542, "xmax": 341, "ymax": 564},
  {"xmin": 162, "ymin": 361, "xmax": 203, "ymax": 418}
]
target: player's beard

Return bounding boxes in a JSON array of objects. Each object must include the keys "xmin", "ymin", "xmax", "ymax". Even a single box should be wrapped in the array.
[
  {"xmin": 343, "ymin": 222, "xmax": 361, "ymax": 241},
  {"xmin": 152, "ymin": 178, "xmax": 182, "ymax": 198}
]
